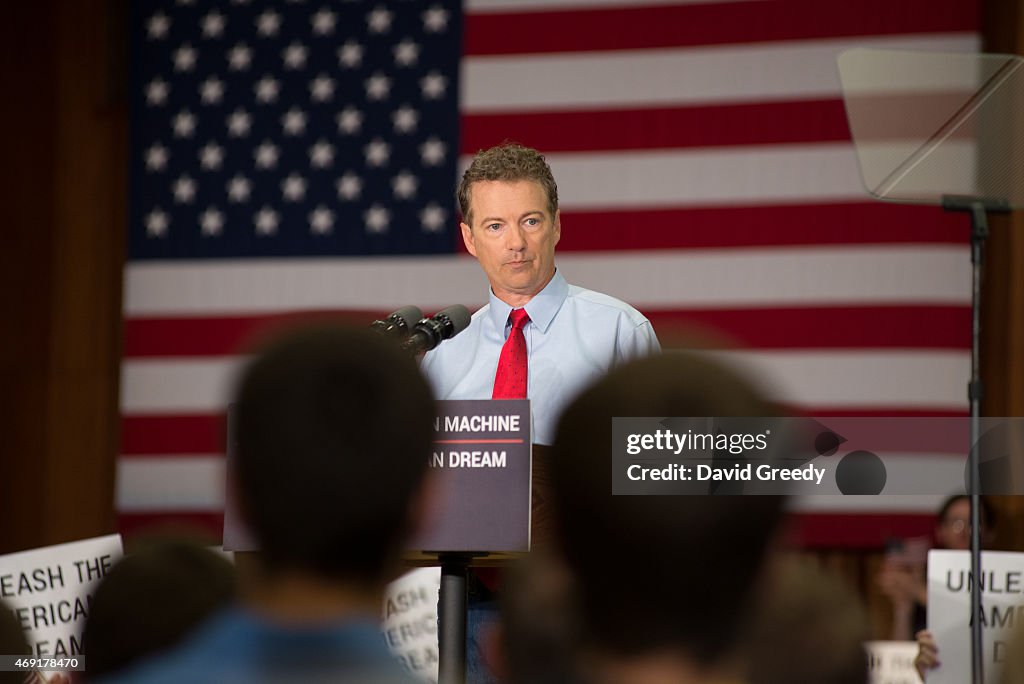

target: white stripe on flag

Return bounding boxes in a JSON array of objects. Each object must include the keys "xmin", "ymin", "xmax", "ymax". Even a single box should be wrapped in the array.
[
  {"xmin": 112, "ymin": 459, "xmax": 962, "ymax": 514},
  {"xmin": 473, "ymin": 143, "xmax": 870, "ymax": 209},
  {"xmin": 120, "ymin": 349, "xmax": 969, "ymax": 414},
  {"xmin": 124, "ymin": 246, "xmax": 970, "ymax": 316},
  {"xmin": 704, "ymin": 349, "xmax": 969, "ymax": 411},
  {"xmin": 121, "ymin": 358, "xmax": 245, "ymax": 414},
  {"xmin": 116, "ymin": 457, "xmax": 226, "ymax": 511},
  {"xmin": 462, "ymin": 34, "xmax": 980, "ymax": 113},
  {"xmin": 543, "ymin": 142, "xmax": 978, "ymax": 209},
  {"xmin": 559, "ymin": 247, "xmax": 969, "ymax": 310},
  {"xmin": 451, "ymin": 141, "xmax": 977, "ymax": 210}
]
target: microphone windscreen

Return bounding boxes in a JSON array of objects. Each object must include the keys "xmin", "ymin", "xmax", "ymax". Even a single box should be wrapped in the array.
[
  {"xmin": 390, "ymin": 305, "xmax": 423, "ymax": 329},
  {"xmin": 437, "ymin": 304, "xmax": 472, "ymax": 337}
]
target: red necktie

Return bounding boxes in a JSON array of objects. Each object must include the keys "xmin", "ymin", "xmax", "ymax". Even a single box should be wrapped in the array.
[{"xmin": 492, "ymin": 308, "xmax": 530, "ymax": 399}]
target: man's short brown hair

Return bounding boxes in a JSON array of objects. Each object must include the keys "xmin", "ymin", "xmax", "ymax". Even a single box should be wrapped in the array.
[{"xmin": 457, "ymin": 142, "xmax": 559, "ymax": 225}]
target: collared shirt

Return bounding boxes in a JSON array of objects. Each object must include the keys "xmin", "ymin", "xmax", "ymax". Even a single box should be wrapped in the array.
[{"xmin": 421, "ymin": 270, "xmax": 660, "ymax": 445}]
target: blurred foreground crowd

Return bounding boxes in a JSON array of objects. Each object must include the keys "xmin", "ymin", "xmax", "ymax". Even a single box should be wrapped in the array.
[{"xmin": 0, "ymin": 323, "xmax": 1018, "ymax": 684}]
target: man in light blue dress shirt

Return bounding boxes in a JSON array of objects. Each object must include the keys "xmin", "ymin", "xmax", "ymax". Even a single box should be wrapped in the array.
[
  {"xmin": 419, "ymin": 143, "xmax": 659, "ymax": 684},
  {"xmin": 421, "ymin": 143, "xmax": 660, "ymax": 446}
]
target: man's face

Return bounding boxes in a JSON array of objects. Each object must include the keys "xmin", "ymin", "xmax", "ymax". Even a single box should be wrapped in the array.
[{"xmin": 461, "ymin": 179, "xmax": 560, "ymax": 306}]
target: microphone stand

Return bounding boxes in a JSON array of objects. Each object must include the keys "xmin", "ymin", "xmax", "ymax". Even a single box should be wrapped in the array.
[{"xmin": 941, "ymin": 194, "xmax": 1009, "ymax": 684}]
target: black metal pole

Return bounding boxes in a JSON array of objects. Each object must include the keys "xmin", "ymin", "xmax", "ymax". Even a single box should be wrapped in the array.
[
  {"xmin": 942, "ymin": 195, "xmax": 1007, "ymax": 684},
  {"xmin": 438, "ymin": 554, "xmax": 470, "ymax": 684},
  {"xmin": 968, "ymin": 201, "xmax": 987, "ymax": 684}
]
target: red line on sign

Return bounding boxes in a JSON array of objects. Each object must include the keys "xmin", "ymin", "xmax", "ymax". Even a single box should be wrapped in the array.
[{"xmin": 434, "ymin": 439, "xmax": 526, "ymax": 444}]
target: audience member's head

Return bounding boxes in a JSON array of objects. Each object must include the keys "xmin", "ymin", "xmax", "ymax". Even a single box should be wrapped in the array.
[
  {"xmin": 551, "ymin": 353, "xmax": 787, "ymax": 676},
  {"xmin": 0, "ymin": 600, "xmax": 31, "ymax": 684},
  {"xmin": 936, "ymin": 494, "xmax": 994, "ymax": 550},
  {"xmin": 745, "ymin": 558, "xmax": 869, "ymax": 684},
  {"xmin": 80, "ymin": 539, "xmax": 235, "ymax": 680},
  {"xmin": 233, "ymin": 323, "xmax": 435, "ymax": 588},
  {"xmin": 497, "ymin": 553, "xmax": 583, "ymax": 684}
]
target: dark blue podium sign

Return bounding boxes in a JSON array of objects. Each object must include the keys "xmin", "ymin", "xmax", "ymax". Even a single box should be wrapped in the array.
[
  {"xmin": 223, "ymin": 399, "xmax": 532, "ymax": 555},
  {"xmin": 411, "ymin": 399, "xmax": 532, "ymax": 554}
]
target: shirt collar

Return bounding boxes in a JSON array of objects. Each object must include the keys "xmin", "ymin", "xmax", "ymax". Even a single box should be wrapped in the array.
[{"xmin": 487, "ymin": 269, "xmax": 568, "ymax": 334}]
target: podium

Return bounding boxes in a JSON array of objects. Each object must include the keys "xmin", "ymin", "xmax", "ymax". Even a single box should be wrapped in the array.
[
  {"xmin": 223, "ymin": 399, "xmax": 544, "ymax": 684},
  {"xmin": 420, "ymin": 439, "xmax": 552, "ymax": 684},
  {"xmin": 404, "ymin": 399, "xmax": 545, "ymax": 684}
]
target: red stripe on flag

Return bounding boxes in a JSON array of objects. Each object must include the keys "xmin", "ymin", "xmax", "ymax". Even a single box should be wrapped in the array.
[
  {"xmin": 118, "ymin": 511, "xmax": 226, "ymax": 543},
  {"xmin": 464, "ymin": 0, "xmax": 978, "ymax": 56},
  {"xmin": 119, "ymin": 405, "xmax": 969, "ymax": 457},
  {"xmin": 786, "ymin": 512, "xmax": 935, "ymax": 549},
  {"xmin": 557, "ymin": 203, "xmax": 969, "ymax": 252},
  {"xmin": 122, "ymin": 305, "xmax": 967, "ymax": 359},
  {"xmin": 121, "ymin": 414, "xmax": 226, "ymax": 455},
  {"xmin": 463, "ymin": 203, "xmax": 970, "ymax": 254},
  {"xmin": 461, "ymin": 94, "xmax": 978, "ymax": 155},
  {"xmin": 462, "ymin": 100, "xmax": 853, "ymax": 154},
  {"xmin": 122, "ymin": 310, "xmax": 391, "ymax": 358}
]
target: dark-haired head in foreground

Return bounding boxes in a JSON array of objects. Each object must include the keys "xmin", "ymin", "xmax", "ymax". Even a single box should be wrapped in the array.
[
  {"xmin": 745, "ymin": 560, "xmax": 869, "ymax": 684},
  {"xmin": 551, "ymin": 353, "xmax": 786, "ymax": 682},
  {"xmin": 81, "ymin": 540, "xmax": 235, "ymax": 680},
  {"xmin": 234, "ymin": 324, "xmax": 435, "ymax": 586},
  {"xmin": 101, "ymin": 324, "xmax": 436, "ymax": 684}
]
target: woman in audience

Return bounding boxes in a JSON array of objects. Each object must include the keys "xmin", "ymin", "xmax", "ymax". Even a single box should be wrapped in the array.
[
  {"xmin": 907, "ymin": 496, "xmax": 996, "ymax": 680},
  {"xmin": 878, "ymin": 494, "xmax": 994, "ymax": 641}
]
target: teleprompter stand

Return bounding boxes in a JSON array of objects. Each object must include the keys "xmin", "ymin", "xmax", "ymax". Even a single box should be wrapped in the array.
[
  {"xmin": 941, "ymin": 195, "xmax": 1009, "ymax": 684},
  {"xmin": 839, "ymin": 48, "xmax": 1024, "ymax": 683}
]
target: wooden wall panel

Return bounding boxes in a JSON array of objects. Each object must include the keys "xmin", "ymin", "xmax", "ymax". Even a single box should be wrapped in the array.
[
  {"xmin": 981, "ymin": 0, "xmax": 1024, "ymax": 554},
  {"xmin": 0, "ymin": 5, "xmax": 61, "ymax": 554},
  {"xmin": 0, "ymin": 0, "xmax": 125, "ymax": 553}
]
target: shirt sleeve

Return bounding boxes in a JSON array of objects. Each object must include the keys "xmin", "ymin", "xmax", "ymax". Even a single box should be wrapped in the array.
[
  {"xmin": 616, "ymin": 317, "xmax": 661, "ymax": 363},
  {"xmin": 417, "ymin": 347, "xmax": 446, "ymax": 399}
]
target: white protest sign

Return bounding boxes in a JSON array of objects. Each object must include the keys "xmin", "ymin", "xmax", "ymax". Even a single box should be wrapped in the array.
[
  {"xmin": 0, "ymin": 534, "xmax": 123, "ymax": 657},
  {"xmin": 927, "ymin": 549, "xmax": 1024, "ymax": 684},
  {"xmin": 383, "ymin": 567, "xmax": 440, "ymax": 682},
  {"xmin": 865, "ymin": 641, "xmax": 919, "ymax": 684}
]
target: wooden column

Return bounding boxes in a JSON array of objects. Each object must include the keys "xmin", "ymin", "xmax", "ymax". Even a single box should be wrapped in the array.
[
  {"xmin": 981, "ymin": 0, "xmax": 1024, "ymax": 552},
  {"xmin": 0, "ymin": 0, "xmax": 125, "ymax": 553}
]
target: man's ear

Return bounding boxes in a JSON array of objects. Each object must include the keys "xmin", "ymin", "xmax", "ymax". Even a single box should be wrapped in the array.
[
  {"xmin": 553, "ymin": 210, "xmax": 561, "ymax": 246},
  {"xmin": 461, "ymin": 222, "xmax": 477, "ymax": 257}
]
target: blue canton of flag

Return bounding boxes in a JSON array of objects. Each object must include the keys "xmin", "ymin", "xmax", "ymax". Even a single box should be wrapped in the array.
[{"xmin": 130, "ymin": 0, "xmax": 461, "ymax": 259}]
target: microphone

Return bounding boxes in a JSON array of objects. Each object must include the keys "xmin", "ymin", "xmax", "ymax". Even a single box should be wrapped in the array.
[
  {"xmin": 401, "ymin": 305, "xmax": 472, "ymax": 353},
  {"xmin": 370, "ymin": 305, "xmax": 423, "ymax": 339}
]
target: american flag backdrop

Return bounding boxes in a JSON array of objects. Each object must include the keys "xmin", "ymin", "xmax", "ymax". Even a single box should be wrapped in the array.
[{"xmin": 122, "ymin": 0, "xmax": 980, "ymax": 547}]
